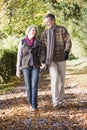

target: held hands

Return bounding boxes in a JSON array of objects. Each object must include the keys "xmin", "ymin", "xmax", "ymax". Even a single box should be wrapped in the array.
[{"xmin": 40, "ymin": 63, "xmax": 48, "ymax": 70}]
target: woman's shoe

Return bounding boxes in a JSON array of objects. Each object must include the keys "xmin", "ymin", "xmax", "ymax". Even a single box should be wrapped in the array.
[{"xmin": 29, "ymin": 106, "xmax": 37, "ymax": 111}]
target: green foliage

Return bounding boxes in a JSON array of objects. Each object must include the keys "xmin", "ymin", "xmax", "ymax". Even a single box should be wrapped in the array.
[
  {"xmin": 0, "ymin": 35, "xmax": 19, "ymax": 83},
  {"xmin": 37, "ymin": 24, "xmax": 45, "ymax": 39},
  {"xmin": 42, "ymin": 0, "xmax": 81, "ymax": 20},
  {"xmin": 0, "ymin": 0, "xmax": 87, "ymax": 59},
  {"xmin": 0, "ymin": 84, "xmax": 13, "ymax": 94},
  {"xmin": 0, "ymin": 35, "xmax": 19, "ymax": 50},
  {"xmin": 1, "ymin": 0, "xmax": 47, "ymax": 36},
  {"xmin": 0, "ymin": 49, "xmax": 17, "ymax": 83}
]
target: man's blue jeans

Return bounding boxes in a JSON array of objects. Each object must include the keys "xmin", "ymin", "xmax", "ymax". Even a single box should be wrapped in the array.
[{"xmin": 22, "ymin": 67, "xmax": 40, "ymax": 109}]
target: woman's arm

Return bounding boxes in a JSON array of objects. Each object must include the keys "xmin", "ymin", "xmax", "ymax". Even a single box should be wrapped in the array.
[{"xmin": 16, "ymin": 40, "xmax": 23, "ymax": 77}]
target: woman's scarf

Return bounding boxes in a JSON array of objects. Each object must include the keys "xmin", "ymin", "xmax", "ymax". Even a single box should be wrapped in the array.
[
  {"xmin": 46, "ymin": 24, "xmax": 57, "ymax": 66},
  {"xmin": 26, "ymin": 35, "xmax": 34, "ymax": 47}
]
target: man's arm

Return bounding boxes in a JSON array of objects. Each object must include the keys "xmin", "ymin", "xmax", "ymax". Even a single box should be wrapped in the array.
[{"xmin": 63, "ymin": 27, "xmax": 72, "ymax": 60}]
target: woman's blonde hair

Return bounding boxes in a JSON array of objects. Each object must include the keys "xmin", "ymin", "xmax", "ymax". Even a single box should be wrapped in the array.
[{"xmin": 25, "ymin": 25, "xmax": 37, "ymax": 35}]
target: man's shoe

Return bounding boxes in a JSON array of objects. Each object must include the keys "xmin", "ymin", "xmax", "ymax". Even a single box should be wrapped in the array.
[
  {"xmin": 53, "ymin": 103, "xmax": 58, "ymax": 108},
  {"xmin": 53, "ymin": 101, "xmax": 64, "ymax": 108}
]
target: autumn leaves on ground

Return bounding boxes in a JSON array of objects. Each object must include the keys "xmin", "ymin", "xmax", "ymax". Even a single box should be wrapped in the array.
[{"xmin": 0, "ymin": 59, "xmax": 87, "ymax": 130}]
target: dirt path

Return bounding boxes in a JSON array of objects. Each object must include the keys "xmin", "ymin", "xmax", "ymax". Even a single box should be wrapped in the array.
[{"xmin": 0, "ymin": 62, "xmax": 87, "ymax": 130}]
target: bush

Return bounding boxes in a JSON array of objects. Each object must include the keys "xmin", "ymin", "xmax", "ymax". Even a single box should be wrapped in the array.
[
  {"xmin": 0, "ymin": 49, "xmax": 17, "ymax": 83},
  {"xmin": 0, "ymin": 35, "xmax": 19, "ymax": 83},
  {"xmin": 37, "ymin": 24, "xmax": 45, "ymax": 39}
]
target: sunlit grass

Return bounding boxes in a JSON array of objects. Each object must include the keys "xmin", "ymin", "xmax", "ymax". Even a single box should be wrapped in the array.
[
  {"xmin": 0, "ymin": 85, "xmax": 13, "ymax": 94},
  {"xmin": 66, "ymin": 58, "xmax": 87, "ymax": 75},
  {"xmin": 67, "ymin": 58, "xmax": 87, "ymax": 68}
]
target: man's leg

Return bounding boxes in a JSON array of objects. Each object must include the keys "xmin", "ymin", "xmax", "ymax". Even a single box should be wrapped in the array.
[
  {"xmin": 49, "ymin": 62, "xmax": 59, "ymax": 107},
  {"xmin": 57, "ymin": 61, "xmax": 66, "ymax": 102},
  {"xmin": 49, "ymin": 61, "xmax": 66, "ymax": 107}
]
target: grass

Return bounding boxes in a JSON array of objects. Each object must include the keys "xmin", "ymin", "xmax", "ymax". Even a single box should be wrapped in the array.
[
  {"xmin": 67, "ymin": 57, "xmax": 87, "ymax": 68},
  {"xmin": 0, "ymin": 76, "xmax": 24, "ymax": 94},
  {"xmin": 0, "ymin": 85, "xmax": 13, "ymax": 94},
  {"xmin": 66, "ymin": 57, "xmax": 87, "ymax": 75}
]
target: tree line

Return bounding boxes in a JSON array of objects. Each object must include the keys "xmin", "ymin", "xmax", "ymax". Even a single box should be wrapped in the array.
[{"xmin": 0, "ymin": 0, "xmax": 87, "ymax": 82}]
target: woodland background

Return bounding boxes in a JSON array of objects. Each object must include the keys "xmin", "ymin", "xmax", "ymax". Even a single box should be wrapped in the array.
[
  {"xmin": 0, "ymin": 0, "xmax": 87, "ymax": 129},
  {"xmin": 0, "ymin": 0, "xmax": 87, "ymax": 83}
]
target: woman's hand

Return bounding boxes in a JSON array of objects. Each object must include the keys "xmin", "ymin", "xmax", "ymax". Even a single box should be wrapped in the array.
[
  {"xmin": 40, "ymin": 63, "xmax": 48, "ymax": 70},
  {"xmin": 16, "ymin": 69, "xmax": 21, "ymax": 78}
]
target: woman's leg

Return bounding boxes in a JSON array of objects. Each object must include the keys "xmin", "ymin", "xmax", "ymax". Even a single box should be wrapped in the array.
[
  {"xmin": 22, "ymin": 68, "xmax": 32, "ymax": 105},
  {"xmin": 31, "ymin": 67, "xmax": 40, "ymax": 109}
]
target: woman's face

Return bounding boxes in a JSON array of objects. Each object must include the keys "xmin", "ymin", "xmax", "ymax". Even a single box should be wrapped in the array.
[{"xmin": 28, "ymin": 27, "xmax": 37, "ymax": 38}]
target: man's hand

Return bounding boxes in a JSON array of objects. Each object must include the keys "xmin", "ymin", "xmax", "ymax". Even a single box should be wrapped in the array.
[{"xmin": 64, "ymin": 51, "xmax": 69, "ymax": 60}]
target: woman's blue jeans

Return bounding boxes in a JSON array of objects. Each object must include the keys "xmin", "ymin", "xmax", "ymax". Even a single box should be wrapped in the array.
[{"xmin": 22, "ymin": 67, "xmax": 40, "ymax": 109}]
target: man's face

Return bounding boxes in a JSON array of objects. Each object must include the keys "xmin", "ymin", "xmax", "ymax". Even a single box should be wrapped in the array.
[{"xmin": 44, "ymin": 17, "xmax": 55, "ymax": 29}]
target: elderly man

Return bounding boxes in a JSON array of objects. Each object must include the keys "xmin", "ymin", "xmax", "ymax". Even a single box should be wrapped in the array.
[{"xmin": 41, "ymin": 13, "xmax": 72, "ymax": 108}]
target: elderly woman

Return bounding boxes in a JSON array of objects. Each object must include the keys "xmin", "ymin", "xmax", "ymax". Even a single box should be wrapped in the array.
[{"xmin": 16, "ymin": 25, "xmax": 41, "ymax": 111}]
